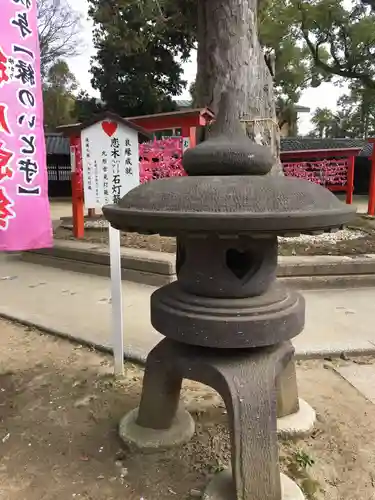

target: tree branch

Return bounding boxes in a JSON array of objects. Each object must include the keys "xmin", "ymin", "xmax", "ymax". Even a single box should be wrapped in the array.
[
  {"xmin": 299, "ymin": 4, "xmax": 375, "ymax": 89},
  {"xmin": 37, "ymin": 0, "xmax": 82, "ymax": 73},
  {"xmin": 361, "ymin": 0, "xmax": 375, "ymax": 10}
]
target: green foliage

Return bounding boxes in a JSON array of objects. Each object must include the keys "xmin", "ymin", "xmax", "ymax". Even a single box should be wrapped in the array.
[
  {"xmin": 189, "ymin": 81, "xmax": 197, "ymax": 106},
  {"xmin": 259, "ymin": 0, "xmax": 331, "ymax": 104},
  {"xmin": 282, "ymin": 447, "xmax": 321, "ymax": 500},
  {"xmin": 73, "ymin": 91, "xmax": 104, "ymax": 124},
  {"xmin": 297, "ymin": 0, "xmax": 375, "ymax": 89},
  {"xmin": 310, "ymin": 83, "xmax": 375, "ymax": 138},
  {"xmin": 362, "ymin": 0, "xmax": 375, "ymax": 9},
  {"xmin": 310, "ymin": 107, "xmax": 337, "ymax": 138},
  {"xmin": 87, "ymin": 0, "xmax": 196, "ymax": 117},
  {"xmin": 87, "ymin": 0, "xmax": 375, "ymax": 122},
  {"xmin": 336, "ymin": 83, "xmax": 375, "ymax": 138},
  {"xmin": 294, "ymin": 450, "xmax": 315, "ymax": 469},
  {"xmin": 88, "ymin": 0, "xmax": 321, "ymax": 117},
  {"xmin": 276, "ymin": 97, "xmax": 299, "ymax": 135},
  {"xmin": 43, "ymin": 60, "xmax": 77, "ymax": 131}
]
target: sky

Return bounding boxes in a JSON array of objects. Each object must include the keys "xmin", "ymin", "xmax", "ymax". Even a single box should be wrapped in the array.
[{"xmin": 68, "ymin": 0, "xmax": 348, "ymax": 135}]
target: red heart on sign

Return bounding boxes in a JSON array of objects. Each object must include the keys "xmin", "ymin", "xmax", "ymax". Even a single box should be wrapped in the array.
[{"xmin": 102, "ymin": 121, "xmax": 118, "ymax": 137}]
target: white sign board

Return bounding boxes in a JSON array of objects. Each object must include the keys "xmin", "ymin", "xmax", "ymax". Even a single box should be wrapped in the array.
[
  {"xmin": 80, "ymin": 118, "xmax": 142, "ymax": 375},
  {"xmin": 81, "ymin": 120, "xmax": 140, "ymax": 208},
  {"xmin": 183, "ymin": 137, "xmax": 190, "ymax": 152}
]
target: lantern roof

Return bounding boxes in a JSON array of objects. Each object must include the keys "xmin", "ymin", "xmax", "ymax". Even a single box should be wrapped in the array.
[{"xmin": 103, "ymin": 134, "xmax": 355, "ymax": 236}]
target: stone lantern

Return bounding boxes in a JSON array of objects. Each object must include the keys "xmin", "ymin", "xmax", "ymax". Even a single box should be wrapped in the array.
[{"xmin": 103, "ymin": 105, "xmax": 355, "ymax": 500}]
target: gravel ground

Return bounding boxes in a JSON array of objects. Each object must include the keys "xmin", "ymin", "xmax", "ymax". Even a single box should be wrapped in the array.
[
  {"xmin": 279, "ymin": 229, "xmax": 365, "ymax": 244},
  {"xmin": 55, "ymin": 214, "xmax": 375, "ymax": 256},
  {"xmin": 63, "ymin": 220, "xmax": 365, "ymax": 245}
]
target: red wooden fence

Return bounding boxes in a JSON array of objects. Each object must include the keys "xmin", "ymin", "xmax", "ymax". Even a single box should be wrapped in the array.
[
  {"xmin": 282, "ymin": 158, "xmax": 355, "ymax": 204},
  {"xmin": 139, "ymin": 139, "xmax": 355, "ymax": 204},
  {"xmin": 139, "ymin": 137, "xmax": 185, "ymax": 183}
]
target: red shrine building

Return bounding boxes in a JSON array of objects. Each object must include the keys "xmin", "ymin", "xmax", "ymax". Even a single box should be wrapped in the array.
[
  {"xmin": 45, "ymin": 134, "xmax": 373, "ymax": 196},
  {"xmin": 46, "ymin": 107, "xmax": 375, "ymax": 217}
]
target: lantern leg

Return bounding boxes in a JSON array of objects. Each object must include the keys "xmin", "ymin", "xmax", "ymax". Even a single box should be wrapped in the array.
[
  {"xmin": 119, "ymin": 340, "xmax": 195, "ymax": 450},
  {"xmin": 199, "ymin": 342, "xmax": 293, "ymax": 500},
  {"xmin": 136, "ymin": 341, "xmax": 184, "ymax": 430},
  {"xmin": 276, "ymin": 357, "xmax": 316, "ymax": 440},
  {"xmin": 277, "ymin": 358, "xmax": 299, "ymax": 417}
]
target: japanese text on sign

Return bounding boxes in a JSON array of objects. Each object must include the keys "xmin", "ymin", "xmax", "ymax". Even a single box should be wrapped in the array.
[{"xmin": 81, "ymin": 120, "xmax": 140, "ymax": 209}]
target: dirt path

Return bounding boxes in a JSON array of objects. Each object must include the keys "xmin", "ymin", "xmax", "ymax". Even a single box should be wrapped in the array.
[{"xmin": 1, "ymin": 319, "xmax": 375, "ymax": 499}]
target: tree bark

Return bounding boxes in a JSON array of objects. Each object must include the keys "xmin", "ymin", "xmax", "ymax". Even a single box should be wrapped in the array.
[{"xmin": 196, "ymin": 0, "xmax": 282, "ymax": 174}]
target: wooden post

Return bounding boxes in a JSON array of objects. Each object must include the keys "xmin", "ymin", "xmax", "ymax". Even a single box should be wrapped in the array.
[
  {"xmin": 368, "ymin": 139, "xmax": 375, "ymax": 216},
  {"xmin": 189, "ymin": 126, "xmax": 197, "ymax": 148},
  {"xmin": 109, "ymin": 224, "xmax": 124, "ymax": 376},
  {"xmin": 70, "ymin": 135, "xmax": 85, "ymax": 239},
  {"xmin": 346, "ymin": 155, "xmax": 355, "ymax": 205}
]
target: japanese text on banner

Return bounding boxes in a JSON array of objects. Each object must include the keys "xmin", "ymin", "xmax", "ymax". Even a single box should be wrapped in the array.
[{"xmin": 0, "ymin": 0, "xmax": 52, "ymax": 250}]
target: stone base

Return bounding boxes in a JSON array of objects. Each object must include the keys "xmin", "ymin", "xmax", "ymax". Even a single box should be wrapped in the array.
[
  {"xmin": 119, "ymin": 397, "xmax": 315, "ymax": 451},
  {"xmin": 203, "ymin": 470, "xmax": 305, "ymax": 500},
  {"xmin": 277, "ymin": 399, "xmax": 316, "ymax": 440},
  {"xmin": 119, "ymin": 406, "xmax": 195, "ymax": 451}
]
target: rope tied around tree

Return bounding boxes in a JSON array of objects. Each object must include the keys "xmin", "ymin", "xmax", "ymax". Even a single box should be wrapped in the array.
[{"xmin": 240, "ymin": 117, "xmax": 280, "ymax": 154}]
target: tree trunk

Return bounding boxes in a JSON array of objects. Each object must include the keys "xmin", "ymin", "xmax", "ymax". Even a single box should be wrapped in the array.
[
  {"xmin": 361, "ymin": 95, "xmax": 369, "ymax": 139},
  {"xmin": 196, "ymin": 0, "xmax": 282, "ymax": 175}
]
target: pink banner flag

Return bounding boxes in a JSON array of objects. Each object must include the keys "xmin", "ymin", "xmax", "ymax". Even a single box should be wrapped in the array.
[{"xmin": 0, "ymin": 0, "xmax": 52, "ymax": 251}]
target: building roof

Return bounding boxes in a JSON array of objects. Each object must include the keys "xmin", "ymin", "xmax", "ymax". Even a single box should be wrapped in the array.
[
  {"xmin": 359, "ymin": 141, "xmax": 374, "ymax": 157},
  {"xmin": 294, "ymin": 106, "xmax": 310, "ymax": 113},
  {"xmin": 45, "ymin": 133, "xmax": 70, "ymax": 156},
  {"xmin": 45, "ymin": 132, "xmax": 374, "ymax": 158},
  {"xmin": 174, "ymin": 100, "xmax": 311, "ymax": 113},
  {"xmin": 280, "ymin": 137, "xmax": 366, "ymax": 152},
  {"xmin": 128, "ymin": 107, "xmax": 215, "ymax": 122},
  {"xmin": 57, "ymin": 111, "xmax": 152, "ymax": 141},
  {"xmin": 175, "ymin": 99, "xmax": 192, "ymax": 109}
]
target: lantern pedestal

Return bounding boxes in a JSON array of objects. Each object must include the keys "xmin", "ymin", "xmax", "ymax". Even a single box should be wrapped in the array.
[
  {"xmin": 119, "ymin": 404, "xmax": 195, "ymax": 451},
  {"xmin": 120, "ymin": 338, "xmax": 297, "ymax": 499},
  {"xmin": 277, "ymin": 398, "xmax": 316, "ymax": 440},
  {"xmin": 204, "ymin": 469, "xmax": 305, "ymax": 500},
  {"xmin": 276, "ymin": 358, "xmax": 316, "ymax": 439}
]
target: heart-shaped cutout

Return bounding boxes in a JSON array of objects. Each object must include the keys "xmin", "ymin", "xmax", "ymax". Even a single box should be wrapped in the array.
[
  {"xmin": 226, "ymin": 249, "xmax": 253, "ymax": 279},
  {"xmin": 102, "ymin": 121, "xmax": 118, "ymax": 137}
]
